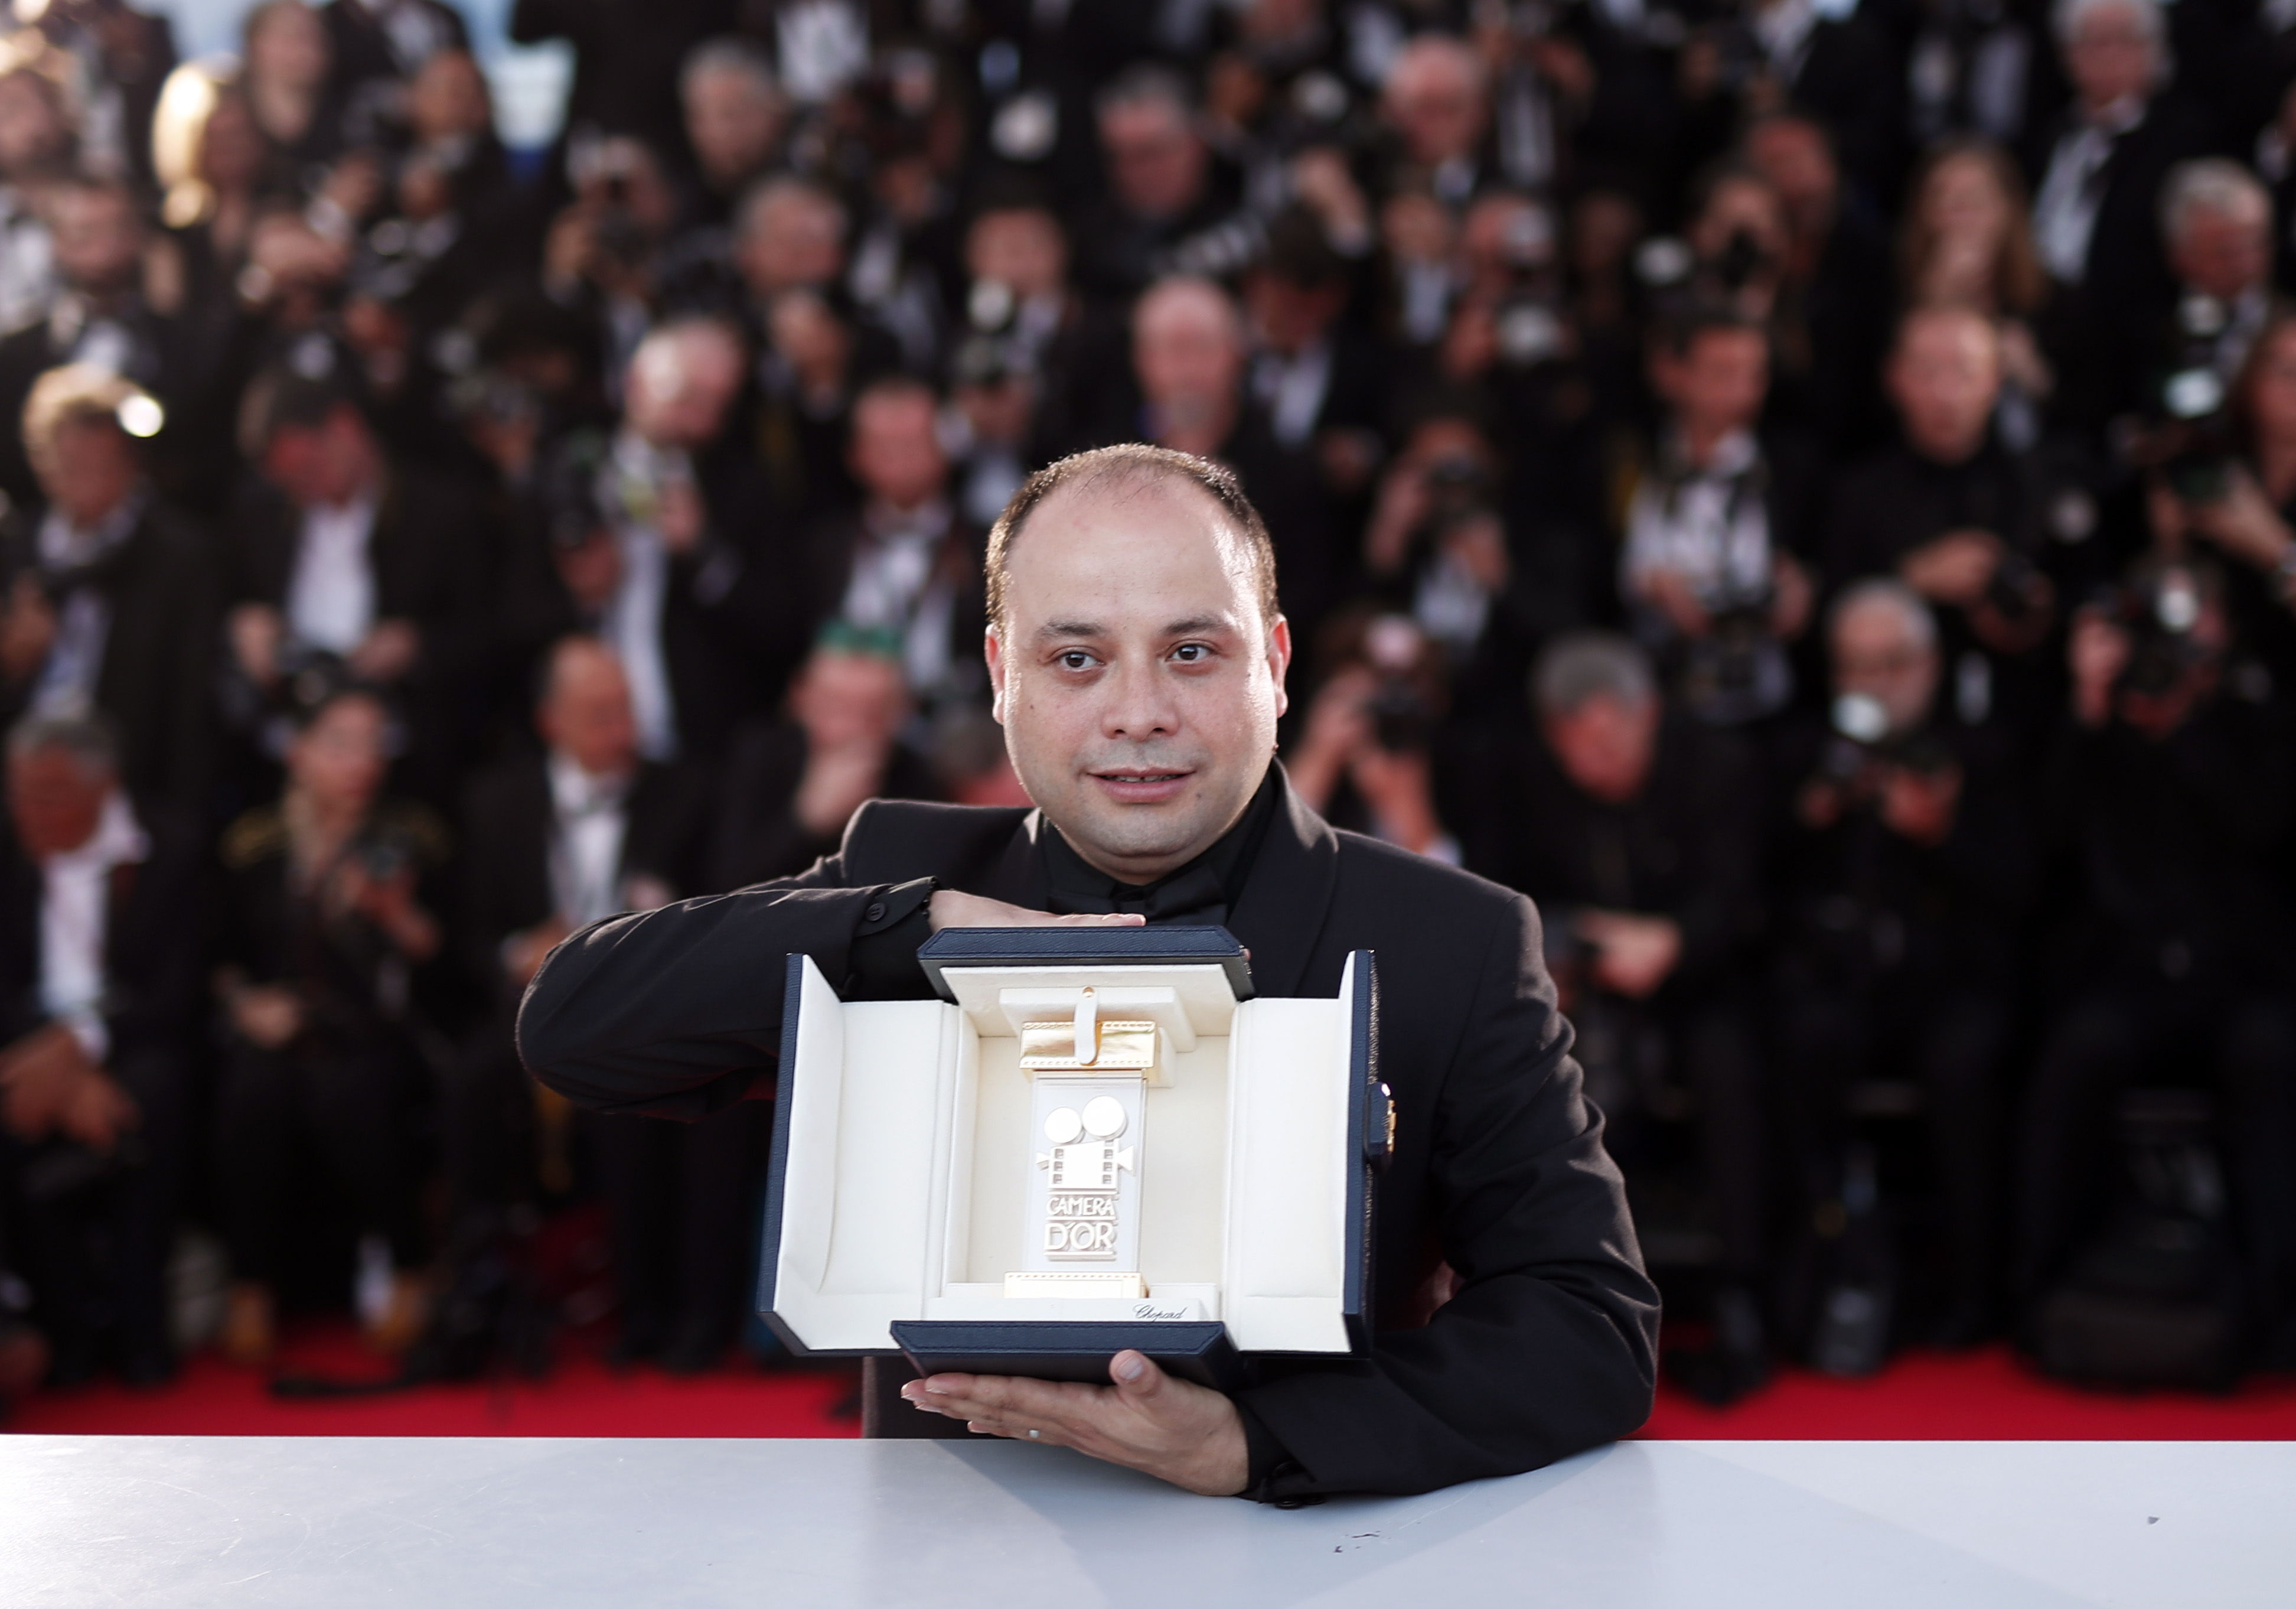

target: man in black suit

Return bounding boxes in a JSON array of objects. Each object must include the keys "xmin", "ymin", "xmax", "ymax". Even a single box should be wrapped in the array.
[
  {"xmin": 518, "ymin": 443, "xmax": 1658, "ymax": 1499},
  {"xmin": 0, "ymin": 713, "xmax": 202, "ymax": 1385},
  {"xmin": 455, "ymin": 636, "xmax": 722, "ymax": 1364},
  {"xmin": 218, "ymin": 366, "xmax": 488, "ymax": 805},
  {"xmin": 0, "ymin": 366, "xmax": 214, "ymax": 816}
]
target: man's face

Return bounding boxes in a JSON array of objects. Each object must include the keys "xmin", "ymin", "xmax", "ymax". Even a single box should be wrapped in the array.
[
  {"xmin": 1134, "ymin": 291, "xmax": 1244, "ymax": 415},
  {"xmin": 987, "ymin": 478, "xmax": 1289, "ymax": 881},
  {"xmin": 1661, "ymin": 329, "xmax": 1769, "ymax": 439},
  {"xmin": 287, "ymin": 694, "xmax": 388, "ymax": 810},
  {"xmin": 262, "ymin": 408, "xmax": 372, "ymax": 507},
  {"xmin": 51, "ymin": 189, "xmax": 142, "ymax": 297},
  {"xmin": 1745, "ymin": 121, "xmax": 1839, "ymax": 234},
  {"xmin": 1384, "ymin": 52, "xmax": 1486, "ymax": 167},
  {"xmin": 849, "ymin": 393, "xmax": 947, "ymax": 509},
  {"xmin": 791, "ymin": 648, "xmax": 908, "ymax": 748},
  {"xmin": 2066, "ymin": 4, "xmax": 2157, "ymax": 112},
  {"xmin": 738, "ymin": 190, "xmax": 844, "ymax": 299},
  {"xmin": 2173, "ymin": 203, "xmax": 2271, "ymax": 302},
  {"xmin": 627, "ymin": 334, "xmax": 742, "ymax": 449},
  {"xmin": 1542, "ymin": 693, "xmax": 1659, "ymax": 804},
  {"xmin": 1242, "ymin": 271, "xmax": 1339, "ymax": 353},
  {"xmin": 409, "ymin": 50, "xmax": 490, "ymax": 144},
  {"xmin": 1888, "ymin": 313, "xmax": 2001, "ymax": 464},
  {"xmin": 967, "ymin": 209, "xmax": 1067, "ymax": 300},
  {"xmin": 35, "ymin": 418, "xmax": 138, "ymax": 527},
  {"xmin": 6, "ymin": 747, "xmax": 109, "ymax": 859},
  {"xmin": 1100, "ymin": 100, "xmax": 1209, "ymax": 222},
  {"xmin": 1832, "ymin": 604, "xmax": 1940, "ymax": 736},
  {"xmin": 0, "ymin": 74, "xmax": 68, "ymax": 176},
  {"xmin": 539, "ymin": 647, "xmax": 639, "ymax": 777},
  {"xmin": 686, "ymin": 68, "xmax": 782, "ymax": 189}
]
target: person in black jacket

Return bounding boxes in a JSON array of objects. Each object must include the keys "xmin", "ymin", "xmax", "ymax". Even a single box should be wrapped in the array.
[
  {"xmin": 2017, "ymin": 553, "xmax": 2296, "ymax": 1348},
  {"xmin": 1770, "ymin": 579, "xmax": 2034, "ymax": 1350},
  {"xmin": 454, "ymin": 636, "xmax": 723, "ymax": 1366},
  {"xmin": 0, "ymin": 365, "xmax": 214, "ymax": 816},
  {"xmin": 518, "ymin": 443, "xmax": 1658, "ymax": 1500},
  {"xmin": 0, "ymin": 714, "xmax": 201, "ymax": 1386},
  {"xmin": 1466, "ymin": 631, "xmax": 1771, "ymax": 1405}
]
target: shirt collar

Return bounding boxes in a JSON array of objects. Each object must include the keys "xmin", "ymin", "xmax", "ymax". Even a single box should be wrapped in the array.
[
  {"xmin": 548, "ymin": 750, "xmax": 635, "ymax": 817},
  {"xmin": 1039, "ymin": 764, "xmax": 1281, "ymax": 924},
  {"xmin": 43, "ymin": 789, "xmax": 148, "ymax": 875},
  {"xmin": 37, "ymin": 491, "xmax": 142, "ymax": 572}
]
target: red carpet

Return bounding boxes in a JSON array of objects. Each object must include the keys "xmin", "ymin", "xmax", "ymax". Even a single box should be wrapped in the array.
[{"xmin": 8, "ymin": 1322, "xmax": 2295, "ymax": 1439}]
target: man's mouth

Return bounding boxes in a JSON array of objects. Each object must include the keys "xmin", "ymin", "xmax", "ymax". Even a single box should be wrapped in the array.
[{"xmin": 1087, "ymin": 767, "xmax": 1193, "ymax": 802}]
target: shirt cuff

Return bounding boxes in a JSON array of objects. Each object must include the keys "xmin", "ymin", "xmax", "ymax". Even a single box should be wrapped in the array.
[
  {"xmin": 61, "ymin": 1011, "xmax": 108, "ymax": 1064},
  {"xmin": 1234, "ymin": 1399, "xmax": 1319, "ymax": 1504},
  {"xmin": 844, "ymin": 878, "xmax": 939, "ymax": 998}
]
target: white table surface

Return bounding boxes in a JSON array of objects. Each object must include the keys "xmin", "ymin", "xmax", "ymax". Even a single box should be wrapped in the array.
[{"xmin": 2, "ymin": 1435, "xmax": 2288, "ymax": 1608}]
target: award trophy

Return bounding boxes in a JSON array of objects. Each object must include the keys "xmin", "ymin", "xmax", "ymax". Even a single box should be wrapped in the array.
[{"xmin": 758, "ymin": 927, "xmax": 1390, "ymax": 1387}]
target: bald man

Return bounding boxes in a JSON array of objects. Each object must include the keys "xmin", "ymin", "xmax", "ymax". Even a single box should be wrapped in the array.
[{"xmin": 1128, "ymin": 278, "xmax": 1339, "ymax": 644}]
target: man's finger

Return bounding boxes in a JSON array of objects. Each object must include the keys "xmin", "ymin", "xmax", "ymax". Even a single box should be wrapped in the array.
[{"xmin": 1109, "ymin": 1349, "xmax": 1166, "ymax": 1403}]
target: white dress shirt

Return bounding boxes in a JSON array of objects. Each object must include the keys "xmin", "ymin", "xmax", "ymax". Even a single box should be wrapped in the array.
[
  {"xmin": 842, "ymin": 499, "xmax": 957, "ymax": 698},
  {"xmin": 601, "ymin": 429, "xmax": 690, "ymax": 763},
  {"xmin": 1251, "ymin": 339, "xmax": 1335, "ymax": 449},
  {"xmin": 1622, "ymin": 429, "xmax": 1773, "ymax": 608},
  {"xmin": 40, "ymin": 789, "xmax": 149, "ymax": 1062},
  {"xmin": 546, "ymin": 751, "xmax": 633, "ymax": 930},
  {"xmin": 285, "ymin": 490, "xmax": 380, "ymax": 654},
  {"xmin": 2033, "ymin": 98, "xmax": 2145, "ymax": 286}
]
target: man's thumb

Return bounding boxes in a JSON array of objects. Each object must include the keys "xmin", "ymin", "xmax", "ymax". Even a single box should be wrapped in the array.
[{"xmin": 1110, "ymin": 1350, "xmax": 1162, "ymax": 1397}]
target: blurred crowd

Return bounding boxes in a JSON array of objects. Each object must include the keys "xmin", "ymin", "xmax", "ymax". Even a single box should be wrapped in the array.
[{"xmin": 3, "ymin": 0, "xmax": 2296, "ymax": 1414}]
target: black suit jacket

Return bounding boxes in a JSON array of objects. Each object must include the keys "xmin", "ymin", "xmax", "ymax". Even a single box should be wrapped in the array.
[
  {"xmin": 459, "ymin": 749, "xmax": 710, "ymax": 998},
  {"xmin": 517, "ymin": 771, "xmax": 1659, "ymax": 1498},
  {"xmin": 0, "ymin": 498, "xmax": 217, "ymax": 815},
  {"xmin": 0, "ymin": 809, "xmax": 206, "ymax": 1061}
]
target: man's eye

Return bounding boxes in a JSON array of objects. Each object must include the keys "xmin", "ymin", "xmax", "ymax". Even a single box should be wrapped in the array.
[
  {"xmin": 1172, "ymin": 643, "xmax": 1209, "ymax": 662},
  {"xmin": 1058, "ymin": 650, "xmax": 1095, "ymax": 670}
]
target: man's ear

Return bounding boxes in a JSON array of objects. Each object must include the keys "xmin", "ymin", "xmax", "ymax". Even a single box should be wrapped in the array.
[
  {"xmin": 1267, "ymin": 613, "xmax": 1293, "ymax": 721},
  {"xmin": 984, "ymin": 626, "xmax": 1007, "ymax": 725}
]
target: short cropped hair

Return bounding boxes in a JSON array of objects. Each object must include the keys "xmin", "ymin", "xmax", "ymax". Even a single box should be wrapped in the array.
[
  {"xmin": 6, "ymin": 711, "xmax": 119, "ymax": 777},
  {"xmin": 22, "ymin": 364, "xmax": 145, "ymax": 465},
  {"xmin": 1828, "ymin": 578, "xmax": 1940, "ymax": 653},
  {"xmin": 1532, "ymin": 631, "xmax": 1657, "ymax": 716},
  {"xmin": 984, "ymin": 444, "xmax": 1278, "ymax": 633},
  {"xmin": 2159, "ymin": 158, "xmax": 2269, "ymax": 245}
]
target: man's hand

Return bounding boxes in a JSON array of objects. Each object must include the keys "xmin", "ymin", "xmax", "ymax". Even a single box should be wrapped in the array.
[
  {"xmin": 348, "ymin": 618, "xmax": 420, "ymax": 683},
  {"xmin": 1899, "ymin": 528, "xmax": 2003, "ymax": 607},
  {"xmin": 901, "ymin": 1350, "xmax": 1251, "ymax": 1496},
  {"xmin": 1577, "ymin": 910, "xmax": 1683, "ymax": 999},
  {"xmin": 227, "ymin": 983, "xmax": 305, "ymax": 1051},
  {"xmin": 927, "ymin": 891, "xmax": 1147, "ymax": 931}
]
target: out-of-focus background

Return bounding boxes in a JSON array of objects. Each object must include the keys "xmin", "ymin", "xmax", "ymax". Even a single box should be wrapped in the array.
[{"xmin": 2, "ymin": 0, "xmax": 2296, "ymax": 1445}]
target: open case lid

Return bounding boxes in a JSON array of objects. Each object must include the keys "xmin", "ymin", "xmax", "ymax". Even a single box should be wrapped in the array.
[
  {"xmin": 915, "ymin": 924, "xmax": 1255, "ymax": 1002},
  {"xmin": 758, "ymin": 927, "xmax": 1383, "ymax": 1368}
]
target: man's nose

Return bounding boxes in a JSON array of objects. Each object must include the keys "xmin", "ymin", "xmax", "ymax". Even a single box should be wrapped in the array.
[{"xmin": 1098, "ymin": 660, "xmax": 1180, "ymax": 739}]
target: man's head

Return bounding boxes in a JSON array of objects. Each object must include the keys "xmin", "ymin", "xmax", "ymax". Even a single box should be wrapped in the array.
[
  {"xmin": 537, "ymin": 636, "xmax": 638, "ymax": 779},
  {"xmin": 983, "ymin": 446, "xmax": 1288, "ymax": 881},
  {"xmin": 50, "ymin": 180, "xmax": 144, "ymax": 299},
  {"xmin": 1244, "ymin": 209, "xmax": 1348, "ymax": 356},
  {"xmin": 966, "ymin": 205, "xmax": 1068, "ymax": 302},
  {"xmin": 0, "ymin": 66, "xmax": 74, "ymax": 180},
  {"xmin": 285, "ymin": 686, "xmax": 390, "ymax": 810},
  {"xmin": 2162, "ymin": 159, "xmax": 2271, "ymax": 302},
  {"xmin": 2056, "ymin": 0, "xmax": 2164, "ymax": 116},
  {"xmin": 1742, "ymin": 115, "xmax": 1840, "ymax": 240},
  {"xmin": 246, "ymin": 370, "xmax": 379, "ymax": 509},
  {"xmin": 683, "ymin": 39, "xmax": 785, "ymax": 193},
  {"xmin": 849, "ymin": 378, "xmax": 948, "ymax": 511},
  {"xmin": 735, "ymin": 176, "xmax": 847, "ymax": 301},
  {"xmin": 1381, "ymin": 36, "xmax": 1489, "ymax": 169},
  {"xmin": 24, "ymin": 365, "xmax": 152, "ymax": 527},
  {"xmin": 791, "ymin": 644, "xmax": 909, "ymax": 748},
  {"xmin": 6, "ymin": 715, "xmax": 116, "ymax": 859},
  {"xmin": 409, "ymin": 48, "xmax": 491, "ymax": 146},
  {"xmin": 624, "ymin": 319, "xmax": 745, "ymax": 450},
  {"xmin": 1829, "ymin": 580, "xmax": 1942, "ymax": 737},
  {"xmin": 1097, "ymin": 67, "xmax": 1210, "ymax": 224},
  {"xmin": 1887, "ymin": 305, "xmax": 2003, "ymax": 465},
  {"xmin": 1134, "ymin": 278, "xmax": 1246, "ymax": 435},
  {"xmin": 1652, "ymin": 312, "xmax": 1769, "ymax": 441},
  {"xmin": 1532, "ymin": 633, "xmax": 1661, "ymax": 804},
  {"xmin": 244, "ymin": 0, "xmax": 330, "ymax": 92}
]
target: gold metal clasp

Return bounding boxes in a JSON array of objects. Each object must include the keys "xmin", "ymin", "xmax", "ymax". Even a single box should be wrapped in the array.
[{"xmin": 1019, "ymin": 989, "xmax": 1159, "ymax": 1071}]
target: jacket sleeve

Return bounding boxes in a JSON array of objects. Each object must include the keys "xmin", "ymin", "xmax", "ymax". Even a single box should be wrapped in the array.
[
  {"xmin": 1234, "ymin": 893, "xmax": 1660, "ymax": 1497},
  {"xmin": 515, "ymin": 833, "xmax": 935, "ymax": 1119}
]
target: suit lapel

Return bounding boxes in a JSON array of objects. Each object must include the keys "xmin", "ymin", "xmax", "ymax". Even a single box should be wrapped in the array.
[
  {"xmin": 1224, "ymin": 766, "xmax": 1341, "ymax": 998},
  {"xmin": 978, "ymin": 811, "xmax": 1054, "ymax": 910}
]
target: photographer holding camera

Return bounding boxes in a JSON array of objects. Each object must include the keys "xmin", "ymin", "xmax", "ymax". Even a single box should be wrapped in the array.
[
  {"xmin": 1464, "ymin": 631, "xmax": 1769, "ymax": 1405},
  {"xmin": 2018, "ymin": 550, "xmax": 2296, "ymax": 1358},
  {"xmin": 1284, "ymin": 611, "xmax": 1462, "ymax": 864},
  {"xmin": 1772, "ymin": 580, "xmax": 2033, "ymax": 1354},
  {"xmin": 1621, "ymin": 307, "xmax": 1818, "ymax": 728},
  {"xmin": 1827, "ymin": 305, "xmax": 2058, "ymax": 735}
]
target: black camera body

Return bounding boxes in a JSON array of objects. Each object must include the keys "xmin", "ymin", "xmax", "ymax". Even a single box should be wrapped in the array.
[{"xmin": 2109, "ymin": 562, "xmax": 2217, "ymax": 700}]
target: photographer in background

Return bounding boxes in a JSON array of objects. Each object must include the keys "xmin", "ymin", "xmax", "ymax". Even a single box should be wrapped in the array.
[
  {"xmin": 1284, "ymin": 611, "xmax": 1463, "ymax": 864},
  {"xmin": 1771, "ymin": 581, "xmax": 2033, "ymax": 1360},
  {"xmin": 1463, "ymin": 632, "xmax": 1769, "ymax": 1406},
  {"xmin": 1825, "ymin": 305, "xmax": 2059, "ymax": 738},
  {"xmin": 1622, "ymin": 307, "xmax": 1818, "ymax": 728},
  {"xmin": 0, "ymin": 714, "xmax": 201, "ymax": 1386},
  {"xmin": 211, "ymin": 675, "xmax": 447, "ymax": 1367},
  {"xmin": 540, "ymin": 133, "xmax": 681, "ymax": 397},
  {"xmin": 2018, "ymin": 552, "xmax": 2296, "ymax": 1356}
]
